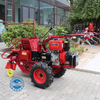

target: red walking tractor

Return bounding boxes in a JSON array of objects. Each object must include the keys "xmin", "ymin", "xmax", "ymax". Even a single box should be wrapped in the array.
[{"xmin": 1, "ymin": 21, "xmax": 92, "ymax": 88}]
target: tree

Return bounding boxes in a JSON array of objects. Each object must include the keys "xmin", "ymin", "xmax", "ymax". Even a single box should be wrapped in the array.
[
  {"xmin": 68, "ymin": 0, "xmax": 100, "ymax": 31},
  {"xmin": 66, "ymin": 0, "xmax": 73, "ymax": 10}
]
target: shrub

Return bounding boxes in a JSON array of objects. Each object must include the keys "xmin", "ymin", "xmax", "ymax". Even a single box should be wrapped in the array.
[
  {"xmin": 1, "ymin": 19, "xmax": 48, "ymax": 47},
  {"xmin": 53, "ymin": 26, "xmax": 72, "ymax": 36},
  {"xmin": 70, "ymin": 48, "xmax": 78, "ymax": 54},
  {"xmin": 70, "ymin": 41, "xmax": 76, "ymax": 48},
  {"xmin": 53, "ymin": 26, "xmax": 67, "ymax": 35}
]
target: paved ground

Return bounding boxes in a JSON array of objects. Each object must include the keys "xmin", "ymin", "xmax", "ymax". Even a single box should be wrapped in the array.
[
  {"xmin": 76, "ymin": 45, "xmax": 100, "ymax": 73},
  {"xmin": 1, "ymin": 43, "xmax": 100, "ymax": 100},
  {"xmin": 1, "ymin": 56, "xmax": 100, "ymax": 100}
]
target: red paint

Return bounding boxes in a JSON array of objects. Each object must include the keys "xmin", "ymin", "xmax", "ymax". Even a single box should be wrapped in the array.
[
  {"xmin": 49, "ymin": 39, "xmax": 64, "ymax": 51},
  {"xmin": 60, "ymin": 51, "xmax": 66, "ymax": 64},
  {"xmin": 5, "ymin": 62, "xmax": 16, "ymax": 70},
  {"xmin": 42, "ymin": 34, "xmax": 84, "ymax": 44},
  {"xmin": 20, "ymin": 50, "xmax": 30, "ymax": 60},
  {"xmin": 52, "ymin": 65, "xmax": 61, "ymax": 68},
  {"xmin": 33, "ymin": 69, "xmax": 47, "ymax": 84},
  {"xmin": 61, "ymin": 65, "xmax": 76, "ymax": 68},
  {"xmin": 12, "ymin": 49, "xmax": 20, "ymax": 52},
  {"xmin": 2, "ymin": 21, "xmax": 88, "ymax": 77},
  {"xmin": 88, "ymin": 23, "xmax": 94, "ymax": 31},
  {"xmin": 30, "ymin": 38, "xmax": 41, "ymax": 52},
  {"xmin": 53, "ymin": 68, "xmax": 61, "ymax": 74}
]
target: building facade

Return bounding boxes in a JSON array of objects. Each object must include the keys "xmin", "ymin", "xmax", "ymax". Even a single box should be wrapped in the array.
[{"xmin": 0, "ymin": 0, "xmax": 70, "ymax": 34}]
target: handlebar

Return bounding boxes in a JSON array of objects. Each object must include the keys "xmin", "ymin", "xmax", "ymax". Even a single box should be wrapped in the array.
[
  {"xmin": 11, "ymin": 38, "xmax": 21, "ymax": 45},
  {"xmin": 39, "ymin": 27, "xmax": 53, "ymax": 42},
  {"xmin": 1, "ymin": 40, "xmax": 21, "ymax": 59}
]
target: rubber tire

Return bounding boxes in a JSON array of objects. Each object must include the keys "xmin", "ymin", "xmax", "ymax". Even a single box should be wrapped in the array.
[
  {"xmin": 7, "ymin": 69, "xmax": 14, "ymax": 77},
  {"xmin": 30, "ymin": 62, "xmax": 54, "ymax": 88},
  {"xmin": 53, "ymin": 67, "xmax": 66, "ymax": 78}
]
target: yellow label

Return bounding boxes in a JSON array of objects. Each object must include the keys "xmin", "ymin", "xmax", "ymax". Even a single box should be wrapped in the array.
[
  {"xmin": 42, "ymin": 56, "xmax": 46, "ymax": 58},
  {"xmin": 22, "ymin": 52, "xmax": 27, "ymax": 55},
  {"xmin": 64, "ymin": 41, "xmax": 68, "ymax": 43}
]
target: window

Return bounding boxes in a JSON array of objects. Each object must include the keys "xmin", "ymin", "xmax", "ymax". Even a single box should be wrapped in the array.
[
  {"xmin": 15, "ymin": 0, "xmax": 21, "ymax": 4},
  {"xmin": 35, "ymin": 0, "xmax": 38, "ymax": 8},
  {"xmin": 66, "ymin": 11, "xmax": 69, "ymax": 17},
  {"xmin": 40, "ymin": 2, "xmax": 44, "ymax": 10},
  {"xmin": 56, "ymin": 7, "xmax": 64, "ymax": 16},
  {"xmin": 7, "ymin": 4, "xmax": 12, "ymax": 21},
  {"xmin": 15, "ymin": 5, "xmax": 21, "ymax": 22},
  {"xmin": 57, "ymin": 15, "xmax": 63, "ymax": 26},
  {"xmin": 7, "ymin": 0, "xmax": 12, "ymax": 2},
  {"xmin": 0, "ymin": 0, "xmax": 5, "ymax": 22},
  {"xmin": 22, "ymin": 0, "xmax": 34, "ymax": 7},
  {"xmin": 40, "ymin": 10, "xmax": 43, "ymax": 24},
  {"xmin": 43, "ymin": 3, "xmax": 54, "ymax": 26},
  {"xmin": 35, "ymin": 9, "xmax": 39, "ymax": 23},
  {"xmin": 30, "ymin": 8, "xmax": 35, "ymax": 20},
  {"xmin": 23, "ymin": 7, "xmax": 28, "ymax": 21}
]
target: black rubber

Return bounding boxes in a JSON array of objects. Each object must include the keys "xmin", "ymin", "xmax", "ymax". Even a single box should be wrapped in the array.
[
  {"xmin": 53, "ymin": 67, "xmax": 66, "ymax": 78},
  {"xmin": 30, "ymin": 62, "xmax": 54, "ymax": 88}
]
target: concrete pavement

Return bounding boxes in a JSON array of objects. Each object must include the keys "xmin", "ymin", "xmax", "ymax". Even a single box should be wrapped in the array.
[{"xmin": 79, "ymin": 52, "xmax": 100, "ymax": 72}]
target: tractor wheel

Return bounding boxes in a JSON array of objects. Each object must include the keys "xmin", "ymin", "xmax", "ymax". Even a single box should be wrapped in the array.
[
  {"xmin": 7, "ymin": 69, "xmax": 14, "ymax": 77},
  {"xmin": 53, "ymin": 67, "xmax": 66, "ymax": 78},
  {"xmin": 30, "ymin": 62, "xmax": 54, "ymax": 88}
]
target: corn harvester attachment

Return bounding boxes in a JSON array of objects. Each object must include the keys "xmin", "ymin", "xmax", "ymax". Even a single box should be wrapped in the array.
[{"xmin": 1, "ymin": 21, "xmax": 95, "ymax": 88}]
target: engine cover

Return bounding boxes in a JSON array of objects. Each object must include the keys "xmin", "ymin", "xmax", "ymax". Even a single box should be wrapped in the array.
[{"xmin": 49, "ymin": 39, "xmax": 64, "ymax": 51}]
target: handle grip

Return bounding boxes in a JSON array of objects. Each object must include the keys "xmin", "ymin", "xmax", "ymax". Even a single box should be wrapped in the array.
[{"xmin": 50, "ymin": 27, "xmax": 53, "ymax": 31}]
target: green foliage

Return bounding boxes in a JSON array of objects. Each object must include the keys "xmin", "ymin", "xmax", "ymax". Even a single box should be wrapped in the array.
[
  {"xmin": 70, "ymin": 41, "xmax": 78, "ymax": 54},
  {"xmin": 79, "ymin": 46, "xmax": 85, "ymax": 52},
  {"xmin": 64, "ymin": 27, "xmax": 72, "ymax": 34},
  {"xmin": 53, "ymin": 26, "xmax": 72, "ymax": 35},
  {"xmin": 69, "ymin": 0, "xmax": 100, "ymax": 24},
  {"xmin": 53, "ymin": 26, "xmax": 67, "ymax": 35},
  {"xmin": 70, "ymin": 41, "xmax": 76, "ymax": 48},
  {"xmin": 70, "ymin": 48, "xmax": 78, "ymax": 54},
  {"xmin": 1, "ymin": 19, "xmax": 48, "ymax": 47}
]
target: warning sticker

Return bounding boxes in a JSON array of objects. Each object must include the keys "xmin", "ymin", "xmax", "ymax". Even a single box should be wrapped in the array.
[
  {"xmin": 22, "ymin": 52, "xmax": 27, "ymax": 55},
  {"xmin": 64, "ymin": 41, "xmax": 68, "ymax": 43}
]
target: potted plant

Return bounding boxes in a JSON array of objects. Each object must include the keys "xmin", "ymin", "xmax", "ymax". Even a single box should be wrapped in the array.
[{"xmin": 70, "ymin": 48, "xmax": 78, "ymax": 54}]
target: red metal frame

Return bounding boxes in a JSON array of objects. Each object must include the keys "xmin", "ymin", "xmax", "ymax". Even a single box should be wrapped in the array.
[
  {"xmin": 7, "ymin": 21, "xmax": 35, "ymax": 38},
  {"xmin": 1, "ymin": 21, "xmax": 94, "ymax": 75}
]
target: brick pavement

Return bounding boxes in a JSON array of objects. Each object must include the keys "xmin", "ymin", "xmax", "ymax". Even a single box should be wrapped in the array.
[
  {"xmin": 1, "ymin": 56, "xmax": 100, "ymax": 100},
  {"xmin": 1, "ymin": 43, "xmax": 100, "ymax": 100}
]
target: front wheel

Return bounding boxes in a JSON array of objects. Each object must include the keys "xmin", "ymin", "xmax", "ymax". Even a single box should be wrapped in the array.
[
  {"xmin": 53, "ymin": 67, "xmax": 66, "ymax": 78},
  {"xmin": 30, "ymin": 62, "xmax": 53, "ymax": 88},
  {"xmin": 7, "ymin": 69, "xmax": 14, "ymax": 77}
]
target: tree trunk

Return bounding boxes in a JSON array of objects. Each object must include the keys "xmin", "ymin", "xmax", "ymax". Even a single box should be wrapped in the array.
[
  {"xmin": 96, "ymin": 16, "xmax": 100, "ymax": 37},
  {"xmin": 70, "ymin": 0, "xmax": 74, "ymax": 30}
]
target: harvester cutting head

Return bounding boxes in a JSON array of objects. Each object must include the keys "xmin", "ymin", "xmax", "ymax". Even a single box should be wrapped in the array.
[{"xmin": 1, "ymin": 21, "xmax": 96, "ymax": 88}]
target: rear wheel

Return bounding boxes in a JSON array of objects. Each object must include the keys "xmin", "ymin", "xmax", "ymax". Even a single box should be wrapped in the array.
[
  {"xmin": 53, "ymin": 67, "xmax": 66, "ymax": 78},
  {"xmin": 30, "ymin": 62, "xmax": 53, "ymax": 88}
]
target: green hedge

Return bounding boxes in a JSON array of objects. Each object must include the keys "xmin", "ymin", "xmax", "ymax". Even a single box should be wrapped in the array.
[{"xmin": 1, "ymin": 19, "xmax": 48, "ymax": 47}]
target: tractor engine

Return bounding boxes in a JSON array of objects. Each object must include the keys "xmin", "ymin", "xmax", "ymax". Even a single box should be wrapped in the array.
[{"xmin": 49, "ymin": 38, "xmax": 78, "ymax": 67}]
